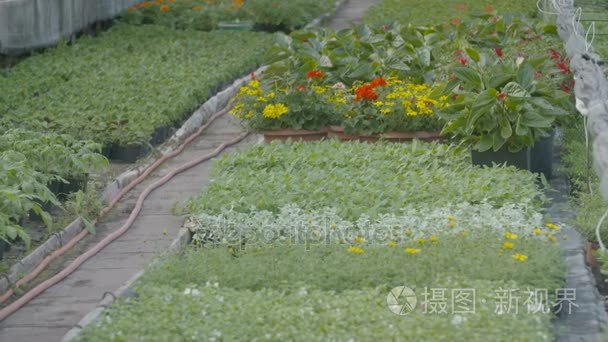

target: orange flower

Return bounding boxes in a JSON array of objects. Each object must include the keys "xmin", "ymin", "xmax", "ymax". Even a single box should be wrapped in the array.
[
  {"xmin": 306, "ymin": 70, "xmax": 324, "ymax": 79},
  {"xmin": 451, "ymin": 18, "xmax": 461, "ymax": 26},
  {"xmin": 296, "ymin": 85, "xmax": 306, "ymax": 90},
  {"xmin": 160, "ymin": 4, "xmax": 170, "ymax": 12},
  {"xmin": 370, "ymin": 77, "xmax": 387, "ymax": 88},
  {"xmin": 355, "ymin": 84, "xmax": 378, "ymax": 102},
  {"xmin": 192, "ymin": 4, "xmax": 203, "ymax": 11},
  {"xmin": 138, "ymin": 1, "xmax": 152, "ymax": 8},
  {"xmin": 155, "ymin": 0, "xmax": 162, "ymax": 4},
  {"xmin": 168, "ymin": 0, "xmax": 176, "ymax": 3},
  {"xmin": 128, "ymin": 6, "xmax": 137, "ymax": 11}
]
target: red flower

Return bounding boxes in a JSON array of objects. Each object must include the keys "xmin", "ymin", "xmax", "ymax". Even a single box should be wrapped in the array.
[
  {"xmin": 355, "ymin": 84, "xmax": 378, "ymax": 101},
  {"xmin": 561, "ymin": 82, "xmax": 571, "ymax": 93},
  {"xmin": 556, "ymin": 60, "xmax": 571, "ymax": 74},
  {"xmin": 451, "ymin": 18, "xmax": 462, "ymax": 26},
  {"xmin": 497, "ymin": 92, "xmax": 507, "ymax": 102},
  {"xmin": 306, "ymin": 70, "xmax": 324, "ymax": 79},
  {"xmin": 370, "ymin": 77, "xmax": 387, "ymax": 88},
  {"xmin": 250, "ymin": 71, "xmax": 256, "ymax": 80},
  {"xmin": 459, "ymin": 57, "xmax": 468, "ymax": 65},
  {"xmin": 549, "ymin": 49, "xmax": 561, "ymax": 60},
  {"xmin": 383, "ymin": 24, "xmax": 389, "ymax": 32},
  {"xmin": 494, "ymin": 47, "xmax": 503, "ymax": 58},
  {"xmin": 296, "ymin": 85, "xmax": 305, "ymax": 90}
]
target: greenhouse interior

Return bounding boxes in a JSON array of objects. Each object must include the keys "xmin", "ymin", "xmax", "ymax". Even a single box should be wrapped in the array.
[{"xmin": 2, "ymin": 0, "xmax": 608, "ymax": 341}]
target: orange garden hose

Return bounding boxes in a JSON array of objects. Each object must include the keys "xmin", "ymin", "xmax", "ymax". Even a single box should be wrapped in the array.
[{"xmin": 0, "ymin": 106, "xmax": 249, "ymax": 321}]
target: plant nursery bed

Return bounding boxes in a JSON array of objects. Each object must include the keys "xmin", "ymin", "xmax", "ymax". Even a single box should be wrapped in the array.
[{"xmin": 76, "ymin": 141, "xmax": 566, "ymax": 341}]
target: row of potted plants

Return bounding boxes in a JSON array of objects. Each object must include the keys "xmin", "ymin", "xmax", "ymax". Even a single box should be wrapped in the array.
[
  {"xmin": 231, "ymin": 14, "xmax": 574, "ymax": 179},
  {"xmin": 122, "ymin": 0, "xmax": 336, "ymax": 32}
]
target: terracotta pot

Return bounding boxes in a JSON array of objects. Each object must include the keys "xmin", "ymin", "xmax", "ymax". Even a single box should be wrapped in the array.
[
  {"xmin": 586, "ymin": 240, "xmax": 599, "ymax": 269},
  {"xmin": 261, "ymin": 128, "xmax": 327, "ymax": 143},
  {"xmin": 329, "ymin": 126, "xmax": 442, "ymax": 143}
]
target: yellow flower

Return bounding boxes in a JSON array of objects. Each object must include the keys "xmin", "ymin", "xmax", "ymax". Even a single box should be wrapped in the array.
[
  {"xmin": 504, "ymin": 232, "xmax": 518, "ymax": 240},
  {"xmin": 380, "ymin": 108, "xmax": 392, "ymax": 114},
  {"xmin": 546, "ymin": 223, "xmax": 560, "ymax": 230},
  {"xmin": 192, "ymin": 4, "xmax": 203, "ymax": 11},
  {"xmin": 388, "ymin": 240, "xmax": 397, "ymax": 248},
  {"xmin": 533, "ymin": 228, "xmax": 542, "ymax": 236},
  {"xmin": 503, "ymin": 241, "xmax": 514, "ymax": 249},
  {"xmin": 430, "ymin": 235, "xmax": 439, "ymax": 243},
  {"xmin": 417, "ymin": 238, "xmax": 427, "ymax": 245},
  {"xmin": 262, "ymin": 103, "xmax": 289, "ymax": 119},
  {"xmin": 256, "ymin": 97, "xmax": 267, "ymax": 103},
  {"xmin": 405, "ymin": 248, "xmax": 421, "ymax": 255},
  {"xmin": 405, "ymin": 229, "xmax": 413, "ymax": 236},
  {"xmin": 313, "ymin": 86, "xmax": 328, "ymax": 94},
  {"xmin": 354, "ymin": 236, "xmax": 365, "ymax": 244},
  {"xmin": 330, "ymin": 223, "xmax": 337, "ymax": 230},
  {"xmin": 547, "ymin": 235, "xmax": 558, "ymax": 242},
  {"xmin": 449, "ymin": 221, "xmax": 455, "ymax": 228},
  {"xmin": 447, "ymin": 216, "xmax": 457, "ymax": 221},
  {"xmin": 249, "ymin": 80, "xmax": 260, "ymax": 88},
  {"xmin": 267, "ymin": 92, "xmax": 276, "ymax": 99},
  {"xmin": 348, "ymin": 246, "xmax": 364, "ymax": 254},
  {"xmin": 511, "ymin": 253, "xmax": 528, "ymax": 262},
  {"xmin": 373, "ymin": 101, "xmax": 385, "ymax": 107}
]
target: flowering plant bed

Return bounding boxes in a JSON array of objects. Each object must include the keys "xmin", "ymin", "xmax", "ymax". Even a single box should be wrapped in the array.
[{"xmin": 78, "ymin": 141, "xmax": 565, "ymax": 341}]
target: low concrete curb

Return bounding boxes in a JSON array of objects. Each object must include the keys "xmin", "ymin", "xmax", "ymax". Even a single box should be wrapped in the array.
[{"xmin": 60, "ymin": 227, "xmax": 192, "ymax": 342}]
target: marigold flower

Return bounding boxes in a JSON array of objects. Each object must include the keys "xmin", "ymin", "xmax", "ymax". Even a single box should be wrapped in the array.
[
  {"xmin": 160, "ymin": 4, "xmax": 170, "ymax": 12},
  {"xmin": 155, "ymin": 0, "xmax": 162, "ymax": 4},
  {"xmin": 262, "ymin": 103, "xmax": 289, "ymax": 119},
  {"xmin": 355, "ymin": 84, "xmax": 378, "ymax": 101},
  {"xmin": 348, "ymin": 246, "xmax": 364, "ymax": 254},
  {"xmin": 139, "ymin": 1, "xmax": 152, "ymax": 8},
  {"xmin": 306, "ymin": 70, "xmax": 324, "ymax": 79},
  {"xmin": 503, "ymin": 241, "xmax": 514, "ymax": 249},
  {"xmin": 370, "ymin": 77, "xmax": 387, "ymax": 88},
  {"xmin": 296, "ymin": 85, "xmax": 305, "ymax": 90},
  {"xmin": 405, "ymin": 248, "xmax": 421, "ymax": 255},
  {"xmin": 511, "ymin": 253, "xmax": 528, "ymax": 262}
]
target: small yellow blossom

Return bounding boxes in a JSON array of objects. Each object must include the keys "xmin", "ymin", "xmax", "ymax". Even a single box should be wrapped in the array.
[
  {"xmin": 405, "ymin": 248, "xmax": 421, "ymax": 255},
  {"xmin": 417, "ymin": 238, "xmax": 427, "ymax": 245},
  {"xmin": 430, "ymin": 235, "xmax": 439, "ymax": 243},
  {"xmin": 547, "ymin": 235, "xmax": 558, "ymax": 242},
  {"xmin": 504, "ymin": 232, "xmax": 518, "ymax": 240},
  {"xmin": 405, "ymin": 229, "xmax": 413, "ymax": 236},
  {"xmin": 388, "ymin": 240, "xmax": 397, "ymax": 248},
  {"xmin": 262, "ymin": 103, "xmax": 289, "ymax": 119},
  {"xmin": 533, "ymin": 229, "xmax": 542, "ymax": 236},
  {"xmin": 267, "ymin": 92, "xmax": 276, "ymax": 99},
  {"xmin": 380, "ymin": 108, "xmax": 392, "ymax": 114},
  {"xmin": 511, "ymin": 253, "xmax": 528, "ymax": 262},
  {"xmin": 354, "ymin": 236, "xmax": 365, "ymax": 244},
  {"xmin": 348, "ymin": 246, "xmax": 364, "ymax": 254},
  {"xmin": 447, "ymin": 216, "xmax": 457, "ymax": 221},
  {"xmin": 503, "ymin": 241, "xmax": 514, "ymax": 249},
  {"xmin": 546, "ymin": 223, "xmax": 560, "ymax": 230},
  {"xmin": 449, "ymin": 221, "xmax": 455, "ymax": 228}
]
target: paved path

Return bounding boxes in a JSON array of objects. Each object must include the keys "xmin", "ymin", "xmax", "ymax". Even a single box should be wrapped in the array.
[
  {"xmin": 0, "ymin": 2, "xmax": 375, "ymax": 341},
  {"xmin": 329, "ymin": 0, "xmax": 381, "ymax": 30}
]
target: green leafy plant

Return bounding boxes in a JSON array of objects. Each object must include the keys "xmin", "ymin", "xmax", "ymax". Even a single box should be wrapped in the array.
[
  {"xmin": 439, "ymin": 49, "xmax": 571, "ymax": 152},
  {"xmin": 231, "ymin": 72, "xmax": 337, "ymax": 131}
]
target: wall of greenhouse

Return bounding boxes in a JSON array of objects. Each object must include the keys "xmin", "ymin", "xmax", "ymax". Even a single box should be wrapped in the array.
[{"xmin": 0, "ymin": 0, "xmax": 139, "ymax": 55}]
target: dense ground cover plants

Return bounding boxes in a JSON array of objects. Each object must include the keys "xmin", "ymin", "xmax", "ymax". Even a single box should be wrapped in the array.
[
  {"xmin": 122, "ymin": 0, "xmax": 335, "ymax": 32},
  {"xmin": 78, "ymin": 141, "xmax": 565, "ymax": 341},
  {"xmin": 0, "ymin": 23, "xmax": 273, "ymax": 148}
]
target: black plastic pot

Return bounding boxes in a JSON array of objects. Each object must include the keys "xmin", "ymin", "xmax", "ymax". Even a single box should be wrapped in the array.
[
  {"xmin": 471, "ymin": 147, "xmax": 531, "ymax": 171},
  {"xmin": 529, "ymin": 131, "xmax": 555, "ymax": 180},
  {"xmin": 60, "ymin": 174, "xmax": 89, "ymax": 199},
  {"xmin": 110, "ymin": 143, "xmax": 150, "ymax": 163},
  {"xmin": 101, "ymin": 143, "xmax": 114, "ymax": 158},
  {"xmin": 150, "ymin": 125, "xmax": 170, "ymax": 146},
  {"xmin": 0, "ymin": 239, "xmax": 8, "ymax": 260}
]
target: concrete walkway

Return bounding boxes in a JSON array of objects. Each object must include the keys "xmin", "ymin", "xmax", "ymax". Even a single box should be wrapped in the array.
[
  {"xmin": 0, "ymin": 2, "xmax": 375, "ymax": 341},
  {"xmin": 330, "ymin": 0, "xmax": 381, "ymax": 30}
]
